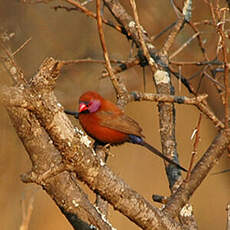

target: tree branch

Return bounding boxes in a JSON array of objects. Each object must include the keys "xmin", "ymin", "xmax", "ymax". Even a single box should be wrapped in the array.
[{"xmin": 163, "ymin": 129, "xmax": 230, "ymax": 217}]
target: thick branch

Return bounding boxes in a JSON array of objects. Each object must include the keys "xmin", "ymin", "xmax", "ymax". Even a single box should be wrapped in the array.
[
  {"xmin": 0, "ymin": 85, "xmax": 29, "ymax": 108},
  {"xmin": 0, "ymin": 47, "xmax": 113, "ymax": 229},
  {"xmin": 6, "ymin": 106, "xmax": 113, "ymax": 230}
]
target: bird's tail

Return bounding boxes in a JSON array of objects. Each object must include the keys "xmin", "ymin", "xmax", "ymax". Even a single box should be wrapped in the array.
[{"xmin": 140, "ymin": 141, "xmax": 187, "ymax": 172}]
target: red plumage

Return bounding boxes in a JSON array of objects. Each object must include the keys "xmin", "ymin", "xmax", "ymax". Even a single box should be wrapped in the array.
[
  {"xmin": 66, "ymin": 91, "xmax": 187, "ymax": 172},
  {"xmin": 78, "ymin": 91, "xmax": 143, "ymax": 144}
]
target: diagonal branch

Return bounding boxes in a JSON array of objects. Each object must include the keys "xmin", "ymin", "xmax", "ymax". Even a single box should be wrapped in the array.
[{"xmin": 163, "ymin": 129, "xmax": 230, "ymax": 217}]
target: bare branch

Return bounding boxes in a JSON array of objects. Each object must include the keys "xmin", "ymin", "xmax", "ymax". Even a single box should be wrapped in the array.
[
  {"xmin": 19, "ymin": 194, "xmax": 34, "ymax": 230},
  {"xmin": 128, "ymin": 91, "xmax": 208, "ymax": 105},
  {"xmin": 96, "ymin": 0, "xmax": 128, "ymax": 105},
  {"xmin": 186, "ymin": 114, "xmax": 202, "ymax": 181},
  {"xmin": 12, "ymin": 37, "xmax": 32, "ymax": 57},
  {"xmin": 101, "ymin": 57, "xmax": 140, "ymax": 78},
  {"xmin": 64, "ymin": 0, "xmax": 124, "ymax": 34},
  {"xmin": 195, "ymin": 102, "xmax": 224, "ymax": 129},
  {"xmin": 61, "ymin": 58, "xmax": 124, "ymax": 66},
  {"xmin": 163, "ymin": 130, "xmax": 230, "ymax": 217},
  {"xmin": 169, "ymin": 32, "xmax": 200, "ymax": 60}
]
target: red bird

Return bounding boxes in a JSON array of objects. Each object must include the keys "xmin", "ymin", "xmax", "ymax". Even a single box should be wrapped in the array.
[{"xmin": 65, "ymin": 91, "xmax": 187, "ymax": 172}]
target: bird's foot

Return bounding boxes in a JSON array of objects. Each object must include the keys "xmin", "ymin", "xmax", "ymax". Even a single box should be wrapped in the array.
[
  {"xmin": 102, "ymin": 144, "xmax": 114, "ymax": 157},
  {"xmin": 94, "ymin": 143, "xmax": 114, "ymax": 159}
]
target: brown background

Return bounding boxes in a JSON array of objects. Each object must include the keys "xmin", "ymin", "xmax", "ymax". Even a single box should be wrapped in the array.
[{"xmin": 0, "ymin": 1, "xmax": 229, "ymax": 229}]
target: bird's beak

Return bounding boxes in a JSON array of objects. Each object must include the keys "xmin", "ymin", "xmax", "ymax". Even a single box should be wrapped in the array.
[{"xmin": 79, "ymin": 103, "xmax": 88, "ymax": 113}]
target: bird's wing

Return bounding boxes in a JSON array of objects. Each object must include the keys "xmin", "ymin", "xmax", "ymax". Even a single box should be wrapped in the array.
[{"xmin": 97, "ymin": 110, "xmax": 144, "ymax": 137}]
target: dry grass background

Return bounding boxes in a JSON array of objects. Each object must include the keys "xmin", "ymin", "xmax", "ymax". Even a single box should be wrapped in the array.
[{"xmin": 0, "ymin": 0, "xmax": 229, "ymax": 229}]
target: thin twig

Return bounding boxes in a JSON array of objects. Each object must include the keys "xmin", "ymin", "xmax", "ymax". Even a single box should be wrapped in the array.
[
  {"xmin": 186, "ymin": 114, "xmax": 202, "ymax": 181},
  {"xmin": 195, "ymin": 102, "xmax": 224, "ymax": 129},
  {"xmin": 187, "ymin": 21, "xmax": 209, "ymax": 61},
  {"xmin": 101, "ymin": 58, "xmax": 140, "ymax": 78},
  {"xmin": 161, "ymin": 0, "xmax": 193, "ymax": 56},
  {"xmin": 12, "ymin": 37, "xmax": 32, "ymax": 56},
  {"xmin": 170, "ymin": 59, "xmax": 223, "ymax": 66},
  {"xmin": 217, "ymin": 14, "xmax": 229, "ymax": 129},
  {"xmin": 53, "ymin": 4, "xmax": 78, "ymax": 11},
  {"xmin": 129, "ymin": 0, "xmax": 157, "ymax": 71},
  {"xmin": 81, "ymin": 0, "xmax": 93, "ymax": 6},
  {"xmin": 61, "ymin": 58, "xmax": 124, "ymax": 66},
  {"xmin": 19, "ymin": 195, "xmax": 35, "ymax": 230},
  {"xmin": 203, "ymin": 71, "xmax": 225, "ymax": 89},
  {"xmin": 169, "ymin": 32, "xmax": 200, "ymax": 60},
  {"xmin": 206, "ymin": 0, "xmax": 229, "ymax": 129},
  {"xmin": 96, "ymin": 0, "xmax": 127, "ymax": 101},
  {"xmin": 64, "ymin": 0, "xmax": 124, "ymax": 34},
  {"xmin": 169, "ymin": 66, "xmax": 224, "ymax": 129},
  {"xmin": 160, "ymin": 16, "xmax": 185, "ymax": 56},
  {"xmin": 151, "ymin": 22, "xmax": 176, "ymax": 41}
]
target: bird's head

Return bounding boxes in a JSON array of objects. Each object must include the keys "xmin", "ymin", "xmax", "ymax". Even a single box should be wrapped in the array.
[{"xmin": 78, "ymin": 91, "xmax": 102, "ymax": 113}]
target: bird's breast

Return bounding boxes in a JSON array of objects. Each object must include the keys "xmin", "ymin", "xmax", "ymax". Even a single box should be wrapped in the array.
[{"xmin": 79, "ymin": 113, "xmax": 128, "ymax": 144}]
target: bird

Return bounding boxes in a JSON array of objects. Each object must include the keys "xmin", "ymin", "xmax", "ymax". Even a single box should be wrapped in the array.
[{"xmin": 65, "ymin": 91, "xmax": 187, "ymax": 172}]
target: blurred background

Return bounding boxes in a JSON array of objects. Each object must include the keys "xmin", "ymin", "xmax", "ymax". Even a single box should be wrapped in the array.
[{"xmin": 0, "ymin": 0, "xmax": 229, "ymax": 229}]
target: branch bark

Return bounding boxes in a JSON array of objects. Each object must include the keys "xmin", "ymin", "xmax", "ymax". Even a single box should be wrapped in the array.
[{"xmin": 1, "ymin": 57, "xmax": 186, "ymax": 230}]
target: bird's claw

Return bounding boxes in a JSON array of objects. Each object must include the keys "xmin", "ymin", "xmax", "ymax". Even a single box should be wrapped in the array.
[{"xmin": 103, "ymin": 144, "xmax": 114, "ymax": 156}]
